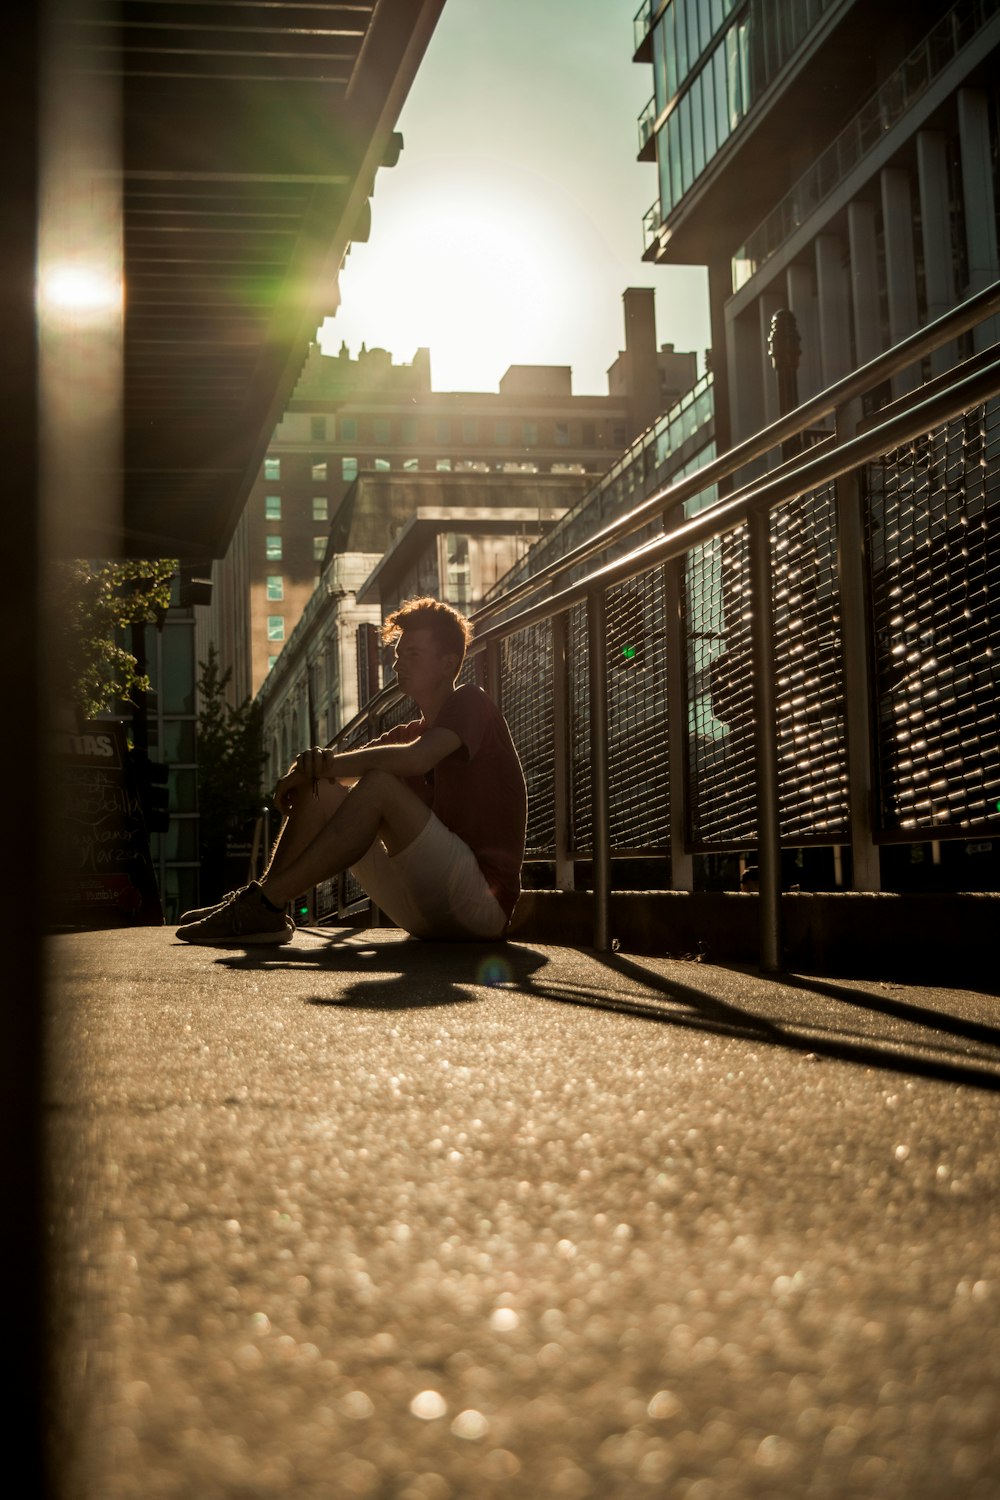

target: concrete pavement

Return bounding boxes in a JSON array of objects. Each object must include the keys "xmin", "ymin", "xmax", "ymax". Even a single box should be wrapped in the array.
[{"xmin": 46, "ymin": 925, "xmax": 1000, "ymax": 1499}]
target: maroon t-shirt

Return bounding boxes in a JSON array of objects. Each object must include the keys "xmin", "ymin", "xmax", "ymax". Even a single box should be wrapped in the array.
[{"xmin": 372, "ymin": 685, "xmax": 527, "ymax": 919}]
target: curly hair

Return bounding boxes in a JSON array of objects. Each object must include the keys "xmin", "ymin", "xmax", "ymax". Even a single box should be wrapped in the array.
[{"xmin": 381, "ymin": 597, "xmax": 474, "ymax": 665}]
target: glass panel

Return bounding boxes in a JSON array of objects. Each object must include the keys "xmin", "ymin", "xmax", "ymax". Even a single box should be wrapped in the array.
[
  {"xmin": 311, "ymin": 461, "xmax": 327, "ymax": 480},
  {"xmin": 653, "ymin": 14, "xmax": 669, "ymax": 113},
  {"xmin": 664, "ymin": 4, "xmax": 678, "ymax": 104},
  {"xmin": 162, "ymin": 816, "xmax": 199, "ymax": 860},
  {"xmin": 266, "ymin": 575, "xmax": 283, "ymax": 600},
  {"xmin": 264, "ymin": 458, "xmax": 280, "ymax": 479},
  {"xmin": 264, "ymin": 494, "xmax": 281, "ymax": 518},
  {"xmin": 676, "ymin": 0, "xmax": 689, "ymax": 81},
  {"xmin": 678, "ymin": 91, "xmax": 693, "ymax": 195},
  {"xmin": 167, "ymin": 768, "xmax": 197, "ymax": 816},
  {"xmin": 265, "ymin": 535, "xmax": 282, "ymax": 560},
  {"xmin": 714, "ymin": 44, "xmax": 728, "ymax": 145},
  {"xmin": 692, "ymin": 75, "xmax": 706, "ymax": 178},
  {"xmin": 161, "ymin": 719, "xmax": 196, "ymax": 762},
  {"xmin": 342, "ymin": 457, "xmax": 358, "ymax": 481},
  {"xmin": 312, "ymin": 496, "xmax": 328, "ymax": 520},
  {"xmin": 267, "ymin": 616, "xmax": 284, "ymax": 641},
  {"xmin": 159, "ymin": 624, "xmax": 195, "ymax": 715},
  {"xmin": 703, "ymin": 58, "xmax": 718, "ymax": 161}
]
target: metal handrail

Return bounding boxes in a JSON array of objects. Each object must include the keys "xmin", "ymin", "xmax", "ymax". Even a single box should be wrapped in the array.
[
  {"xmin": 329, "ymin": 289, "xmax": 1000, "ymax": 967},
  {"xmin": 468, "ymin": 348, "xmax": 1000, "ymax": 651},
  {"xmin": 471, "ymin": 280, "xmax": 1000, "ymax": 627}
]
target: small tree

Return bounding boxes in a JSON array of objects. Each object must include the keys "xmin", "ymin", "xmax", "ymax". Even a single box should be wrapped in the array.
[
  {"xmin": 196, "ymin": 644, "xmax": 269, "ymax": 901},
  {"xmin": 52, "ymin": 559, "xmax": 176, "ymax": 721}
]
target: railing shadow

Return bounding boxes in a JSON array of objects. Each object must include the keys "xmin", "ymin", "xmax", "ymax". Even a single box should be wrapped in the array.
[{"xmin": 205, "ymin": 930, "xmax": 1000, "ymax": 1093}]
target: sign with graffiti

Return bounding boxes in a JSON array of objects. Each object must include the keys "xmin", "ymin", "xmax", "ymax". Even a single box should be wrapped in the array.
[{"xmin": 51, "ymin": 720, "xmax": 164, "ymax": 927}]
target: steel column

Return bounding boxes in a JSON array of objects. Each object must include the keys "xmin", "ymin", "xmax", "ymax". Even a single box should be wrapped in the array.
[
  {"xmin": 747, "ymin": 507, "xmax": 783, "ymax": 972},
  {"xmin": 587, "ymin": 590, "xmax": 612, "ymax": 951}
]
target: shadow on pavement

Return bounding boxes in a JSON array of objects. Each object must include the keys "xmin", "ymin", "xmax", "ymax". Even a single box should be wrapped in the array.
[{"xmin": 206, "ymin": 930, "xmax": 1000, "ymax": 1091}]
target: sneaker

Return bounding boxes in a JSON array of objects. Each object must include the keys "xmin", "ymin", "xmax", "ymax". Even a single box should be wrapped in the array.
[
  {"xmin": 177, "ymin": 882, "xmax": 294, "ymax": 946},
  {"xmin": 178, "ymin": 885, "xmax": 248, "ymax": 925}
]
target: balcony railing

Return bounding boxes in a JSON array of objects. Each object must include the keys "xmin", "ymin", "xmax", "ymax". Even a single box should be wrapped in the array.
[
  {"xmin": 637, "ymin": 95, "xmax": 656, "ymax": 157},
  {"xmin": 732, "ymin": 0, "xmax": 1000, "ymax": 292},
  {"xmin": 319, "ymin": 282, "xmax": 1000, "ymax": 970},
  {"xmin": 633, "ymin": 0, "xmax": 657, "ymax": 54}
]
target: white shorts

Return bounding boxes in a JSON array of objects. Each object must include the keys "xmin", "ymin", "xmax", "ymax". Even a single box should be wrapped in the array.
[{"xmin": 351, "ymin": 811, "xmax": 509, "ymax": 940}]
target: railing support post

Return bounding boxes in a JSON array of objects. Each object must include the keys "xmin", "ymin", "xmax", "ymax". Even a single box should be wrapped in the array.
[
  {"xmin": 551, "ymin": 612, "xmax": 575, "ymax": 892},
  {"xmin": 835, "ymin": 399, "xmax": 881, "ymax": 890},
  {"xmin": 747, "ymin": 507, "xmax": 783, "ymax": 972},
  {"xmin": 587, "ymin": 590, "xmax": 612, "ymax": 951},
  {"xmin": 664, "ymin": 557, "xmax": 693, "ymax": 890}
]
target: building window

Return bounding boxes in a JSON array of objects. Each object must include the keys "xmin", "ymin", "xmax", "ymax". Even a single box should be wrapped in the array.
[
  {"xmin": 375, "ymin": 457, "xmax": 391, "ymax": 471},
  {"xmin": 341, "ymin": 416, "xmax": 358, "ymax": 441},
  {"xmin": 266, "ymin": 575, "xmax": 284, "ymax": 601},
  {"xmin": 403, "ymin": 457, "xmax": 420, "ymax": 471},
  {"xmin": 268, "ymin": 655, "xmax": 278, "ymax": 671},
  {"xmin": 522, "ymin": 421, "xmax": 538, "ymax": 445},
  {"xmin": 266, "ymin": 535, "xmax": 282, "ymax": 560},
  {"xmin": 401, "ymin": 417, "xmax": 419, "ymax": 444},
  {"xmin": 265, "ymin": 494, "xmax": 281, "ymax": 519},
  {"xmin": 555, "ymin": 422, "xmax": 571, "ymax": 445},
  {"xmin": 495, "ymin": 421, "xmax": 512, "ymax": 445},
  {"xmin": 313, "ymin": 536, "xmax": 327, "ymax": 561},
  {"xmin": 435, "ymin": 419, "xmax": 451, "ymax": 444},
  {"xmin": 311, "ymin": 460, "xmax": 327, "ymax": 481},
  {"xmin": 436, "ymin": 458, "xmax": 452, "ymax": 472},
  {"xmin": 264, "ymin": 457, "xmax": 280, "ymax": 479},
  {"xmin": 267, "ymin": 616, "xmax": 285, "ymax": 641},
  {"xmin": 342, "ymin": 456, "xmax": 358, "ymax": 481},
  {"xmin": 312, "ymin": 496, "xmax": 328, "ymax": 521},
  {"xmin": 373, "ymin": 418, "xmax": 391, "ymax": 444},
  {"xmin": 311, "ymin": 416, "xmax": 325, "ymax": 441}
]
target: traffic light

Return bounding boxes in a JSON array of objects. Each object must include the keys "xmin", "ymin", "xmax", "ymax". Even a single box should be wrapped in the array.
[{"xmin": 132, "ymin": 750, "xmax": 170, "ymax": 834}]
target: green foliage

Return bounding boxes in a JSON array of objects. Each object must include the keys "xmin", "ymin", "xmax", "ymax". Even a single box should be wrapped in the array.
[
  {"xmin": 53, "ymin": 559, "xmax": 176, "ymax": 720},
  {"xmin": 196, "ymin": 644, "xmax": 268, "ymax": 868}
]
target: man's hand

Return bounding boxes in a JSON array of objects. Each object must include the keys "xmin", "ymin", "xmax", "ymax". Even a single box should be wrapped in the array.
[{"xmin": 273, "ymin": 749, "xmax": 324, "ymax": 817}]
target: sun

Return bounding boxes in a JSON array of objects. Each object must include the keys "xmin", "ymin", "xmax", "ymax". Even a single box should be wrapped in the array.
[{"xmin": 320, "ymin": 163, "xmax": 604, "ymax": 391}]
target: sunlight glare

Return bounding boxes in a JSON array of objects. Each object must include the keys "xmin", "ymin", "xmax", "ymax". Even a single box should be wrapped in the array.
[
  {"xmin": 39, "ymin": 262, "xmax": 122, "ymax": 321},
  {"xmin": 322, "ymin": 169, "xmax": 604, "ymax": 392}
]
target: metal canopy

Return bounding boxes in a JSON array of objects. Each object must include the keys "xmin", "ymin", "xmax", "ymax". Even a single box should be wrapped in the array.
[{"xmin": 55, "ymin": 0, "xmax": 444, "ymax": 559}]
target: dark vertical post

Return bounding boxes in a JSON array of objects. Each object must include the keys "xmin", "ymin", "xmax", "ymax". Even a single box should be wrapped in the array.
[
  {"xmin": 768, "ymin": 308, "xmax": 802, "ymax": 460},
  {"xmin": 587, "ymin": 591, "xmax": 612, "ymax": 951}
]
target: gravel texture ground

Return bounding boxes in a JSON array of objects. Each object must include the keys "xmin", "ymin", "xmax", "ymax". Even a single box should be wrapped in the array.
[{"xmin": 46, "ymin": 926, "xmax": 1000, "ymax": 1500}]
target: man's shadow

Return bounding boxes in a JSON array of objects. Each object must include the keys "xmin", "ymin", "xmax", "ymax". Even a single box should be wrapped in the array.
[{"xmin": 211, "ymin": 927, "xmax": 550, "ymax": 1011}]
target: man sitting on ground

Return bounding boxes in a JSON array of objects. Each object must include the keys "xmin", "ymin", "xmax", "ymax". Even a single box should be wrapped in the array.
[{"xmin": 177, "ymin": 597, "xmax": 527, "ymax": 946}]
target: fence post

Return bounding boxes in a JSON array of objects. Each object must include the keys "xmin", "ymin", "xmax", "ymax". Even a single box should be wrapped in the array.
[
  {"xmin": 747, "ymin": 506, "xmax": 783, "ymax": 972},
  {"xmin": 551, "ymin": 612, "xmax": 575, "ymax": 892},
  {"xmin": 835, "ymin": 397, "xmax": 881, "ymax": 889},
  {"xmin": 587, "ymin": 590, "xmax": 612, "ymax": 951},
  {"xmin": 664, "ymin": 557, "xmax": 693, "ymax": 890}
]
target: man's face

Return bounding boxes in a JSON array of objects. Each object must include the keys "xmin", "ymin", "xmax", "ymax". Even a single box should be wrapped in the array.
[{"xmin": 392, "ymin": 627, "xmax": 457, "ymax": 700}]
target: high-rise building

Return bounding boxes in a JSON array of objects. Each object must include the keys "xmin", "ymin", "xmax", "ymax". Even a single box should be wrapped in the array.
[
  {"xmin": 635, "ymin": 0, "xmax": 1000, "ymax": 450},
  {"xmin": 196, "ymin": 289, "xmax": 698, "ymax": 703}
]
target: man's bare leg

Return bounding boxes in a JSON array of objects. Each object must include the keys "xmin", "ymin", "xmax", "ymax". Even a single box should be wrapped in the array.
[{"xmin": 260, "ymin": 770, "xmax": 431, "ymax": 909}]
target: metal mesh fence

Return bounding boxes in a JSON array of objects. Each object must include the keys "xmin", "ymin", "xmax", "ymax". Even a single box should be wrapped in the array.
[
  {"xmin": 685, "ymin": 526, "xmax": 756, "ymax": 844},
  {"xmin": 569, "ymin": 603, "xmax": 592, "ymax": 854},
  {"xmin": 500, "ymin": 622, "xmax": 555, "ymax": 856},
  {"xmin": 771, "ymin": 483, "xmax": 849, "ymax": 839},
  {"xmin": 606, "ymin": 569, "xmax": 671, "ymax": 851},
  {"xmin": 867, "ymin": 397, "xmax": 1000, "ymax": 835}
]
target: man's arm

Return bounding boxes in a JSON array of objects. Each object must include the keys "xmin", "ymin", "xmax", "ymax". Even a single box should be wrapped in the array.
[{"xmin": 274, "ymin": 728, "xmax": 462, "ymax": 815}]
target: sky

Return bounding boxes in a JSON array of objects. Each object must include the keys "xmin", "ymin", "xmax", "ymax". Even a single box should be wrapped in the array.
[{"xmin": 317, "ymin": 0, "xmax": 711, "ymax": 395}]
